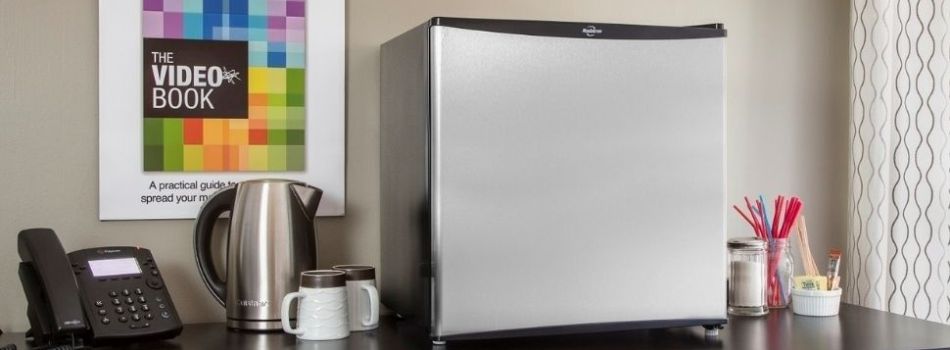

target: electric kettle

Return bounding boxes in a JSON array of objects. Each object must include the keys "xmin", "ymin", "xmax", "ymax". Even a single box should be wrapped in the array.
[{"xmin": 193, "ymin": 179, "xmax": 323, "ymax": 331}]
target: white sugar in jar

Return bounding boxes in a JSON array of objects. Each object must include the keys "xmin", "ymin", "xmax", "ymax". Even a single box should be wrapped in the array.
[{"xmin": 728, "ymin": 238, "xmax": 768, "ymax": 316}]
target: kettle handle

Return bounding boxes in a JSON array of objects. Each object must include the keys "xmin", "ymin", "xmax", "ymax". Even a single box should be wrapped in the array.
[{"xmin": 193, "ymin": 185, "xmax": 236, "ymax": 306}]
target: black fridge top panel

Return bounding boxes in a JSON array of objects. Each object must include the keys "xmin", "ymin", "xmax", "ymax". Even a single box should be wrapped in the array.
[{"xmin": 429, "ymin": 17, "xmax": 726, "ymax": 39}]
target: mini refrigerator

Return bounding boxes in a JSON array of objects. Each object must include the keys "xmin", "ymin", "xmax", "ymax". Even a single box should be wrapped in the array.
[{"xmin": 380, "ymin": 17, "xmax": 726, "ymax": 342}]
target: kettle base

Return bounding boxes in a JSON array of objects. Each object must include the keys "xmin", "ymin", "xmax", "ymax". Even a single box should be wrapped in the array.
[{"xmin": 227, "ymin": 319, "xmax": 284, "ymax": 331}]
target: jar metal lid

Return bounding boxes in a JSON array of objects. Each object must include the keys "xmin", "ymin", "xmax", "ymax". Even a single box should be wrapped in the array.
[{"xmin": 727, "ymin": 237, "xmax": 766, "ymax": 250}]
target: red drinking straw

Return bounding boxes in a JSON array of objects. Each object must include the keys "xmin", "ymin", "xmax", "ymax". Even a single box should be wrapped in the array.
[
  {"xmin": 780, "ymin": 198, "xmax": 799, "ymax": 238},
  {"xmin": 733, "ymin": 205, "xmax": 756, "ymax": 232},
  {"xmin": 792, "ymin": 200, "xmax": 802, "ymax": 236},
  {"xmin": 744, "ymin": 197, "xmax": 764, "ymax": 239},
  {"xmin": 772, "ymin": 196, "xmax": 784, "ymax": 240}
]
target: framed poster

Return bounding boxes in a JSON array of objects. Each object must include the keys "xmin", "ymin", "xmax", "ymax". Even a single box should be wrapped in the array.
[{"xmin": 99, "ymin": 0, "xmax": 345, "ymax": 220}]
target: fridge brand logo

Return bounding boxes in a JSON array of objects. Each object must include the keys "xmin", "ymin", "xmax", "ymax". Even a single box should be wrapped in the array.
[{"xmin": 582, "ymin": 25, "xmax": 603, "ymax": 37}]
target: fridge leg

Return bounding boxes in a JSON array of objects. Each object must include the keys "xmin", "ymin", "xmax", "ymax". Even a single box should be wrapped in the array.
[{"xmin": 703, "ymin": 324, "xmax": 724, "ymax": 337}]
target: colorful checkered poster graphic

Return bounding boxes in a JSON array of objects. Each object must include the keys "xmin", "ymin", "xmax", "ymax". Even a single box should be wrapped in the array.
[
  {"xmin": 100, "ymin": 0, "xmax": 343, "ymax": 219},
  {"xmin": 142, "ymin": 0, "xmax": 305, "ymax": 171}
]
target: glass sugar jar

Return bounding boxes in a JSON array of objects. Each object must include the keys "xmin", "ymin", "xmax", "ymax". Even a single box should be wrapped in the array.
[{"xmin": 728, "ymin": 238, "xmax": 768, "ymax": 316}]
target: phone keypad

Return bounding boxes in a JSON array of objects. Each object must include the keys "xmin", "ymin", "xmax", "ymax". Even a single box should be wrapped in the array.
[{"xmin": 94, "ymin": 289, "xmax": 167, "ymax": 330}]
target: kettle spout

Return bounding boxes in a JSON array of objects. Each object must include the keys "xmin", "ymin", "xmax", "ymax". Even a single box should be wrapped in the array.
[{"xmin": 291, "ymin": 184, "xmax": 323, "ymax": 218}]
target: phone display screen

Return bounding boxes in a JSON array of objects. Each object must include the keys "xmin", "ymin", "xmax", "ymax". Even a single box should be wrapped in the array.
[{"xmin": 88, "ymin": 257, "xmax": 142, "ymax": 277}]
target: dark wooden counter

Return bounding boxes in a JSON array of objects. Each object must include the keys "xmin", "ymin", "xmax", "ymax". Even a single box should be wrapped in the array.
[{"xmin": 3, "ymin": 304, "xmax": 950, "ymax": 349}]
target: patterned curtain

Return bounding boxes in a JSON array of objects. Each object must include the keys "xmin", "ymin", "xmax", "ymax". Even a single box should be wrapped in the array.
[{"xmin": 848, "ymin": 0, "xmax": 950, "ymax": 322}]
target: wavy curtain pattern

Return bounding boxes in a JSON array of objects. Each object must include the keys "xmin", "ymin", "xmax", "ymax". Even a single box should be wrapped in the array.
[{"xmin": 848, "ymin": 0, "xmax": 950, "ymax": 323}]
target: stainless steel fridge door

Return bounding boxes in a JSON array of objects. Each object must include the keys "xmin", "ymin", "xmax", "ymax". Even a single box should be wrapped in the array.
[{"xmin": 430, "ymin": 26, "xmax": 726, "ymax": 337}]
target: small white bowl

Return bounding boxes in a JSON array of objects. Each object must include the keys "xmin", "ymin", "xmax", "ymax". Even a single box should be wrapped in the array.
[{"xmin": 791, "ymin": 288, "xmax": 841, "ymax": 316}]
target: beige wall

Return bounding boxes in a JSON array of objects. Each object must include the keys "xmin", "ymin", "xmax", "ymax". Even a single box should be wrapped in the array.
[{"xmin": 0, "ymin": 0, "xmax": 849, "ymax": 332}]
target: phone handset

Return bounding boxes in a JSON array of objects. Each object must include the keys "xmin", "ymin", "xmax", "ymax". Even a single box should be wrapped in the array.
[{"xmin": 18, "ymin": 228, "xmax": 88, "ymax": 346}]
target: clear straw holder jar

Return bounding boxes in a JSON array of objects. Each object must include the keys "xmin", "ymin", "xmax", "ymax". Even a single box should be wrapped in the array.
[
  {"xmin": 767, "ymin": 238, "xmax": 793, "ymax": 308},
  {"xmin": 728, "ymin": 238, "xmax": 768, "ymax": 316}
]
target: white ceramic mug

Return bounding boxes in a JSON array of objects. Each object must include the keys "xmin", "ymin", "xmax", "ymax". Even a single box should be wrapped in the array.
[
  {"xmin": 332, "ymin": 265, "xmax": 380, "ymax": 331},
  {"xmin": 281, "ymin": 270, "xmax": 350, "ymax": 340}
]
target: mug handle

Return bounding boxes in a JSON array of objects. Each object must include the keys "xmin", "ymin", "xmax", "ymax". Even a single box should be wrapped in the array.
[
  {"xmin": 281, "ymin": 292, "xmax": 305, "ymax": 335},
  {"xmin": 361, "ymin": 285, "xmax": 380, "ymax": 327}
]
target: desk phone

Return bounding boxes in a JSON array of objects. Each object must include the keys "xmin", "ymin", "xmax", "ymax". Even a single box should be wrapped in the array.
[{"xmin": 18, "ymin": 228, "xmax": 182, "ymax": 348}]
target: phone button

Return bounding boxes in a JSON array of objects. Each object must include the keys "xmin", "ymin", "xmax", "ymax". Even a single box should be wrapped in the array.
[
  {"xmin": 147, "ymin": 278, "xmax": 164, "ymax": 289},
  {"xmin": 109, "ymin": 291, "xmax": 118, "ymax": 297},
  {"xmin": 129, "ymin": 305, "xmax": 137, "ymax": 313},
  {"xmin": 138, "ymin": 296, "xmax": 147, "ymax": 303},
  {"xmin": 160, "ymin": 311, "xmax": 170, "ymax": 319},
  {"xmin": 142, "ymin": 304, "xmax": 150, "ymax": 311},
  {"xmin": 129, "ymin": 324, "xmax": 138, "ymax": 329},
  {"xmin": 158, "ymin": 303, "xmax": 166, "ymax": 310},
  {"xmin": 111, "ymin": 298, "xmax": 121, "ymax": 306},
  {"xmin": 101, "ymin": 317, "xmax": 111, "ymax": 325},
  {"xmin": 125, "ymin": 297, "xmax": 134, "ymax": 305},
  {"xmin": 98, "ymin": 309, "xmax": 107, "ymax": 316},
  {"xmin": 146, "ymin": 313, "xmax": 154, "ymax": 320},
  {"xmin": 95, "ymin": 300, "xmax": 104, "ymax": 307},
  {"xmin": 132, "ymin": 313, "xmax": 141, "ymax": 322},
  {"xmin": 115, "ymin": 306, "xmax": 124, "ymax": 314},
  {"xmin": 151, "ymin": 270, "xmax": 159, "ymax": 276},
  {"xmin": 135, "ymin": 288, "xmax": 144, "ymax": 295},
  {"xmin": 122, "ymin": 289, "xmax": 131, "ymax": 296},
  {"xmin": 119, "ymin": 316, "xmax": 128, "ymax": 323}
]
